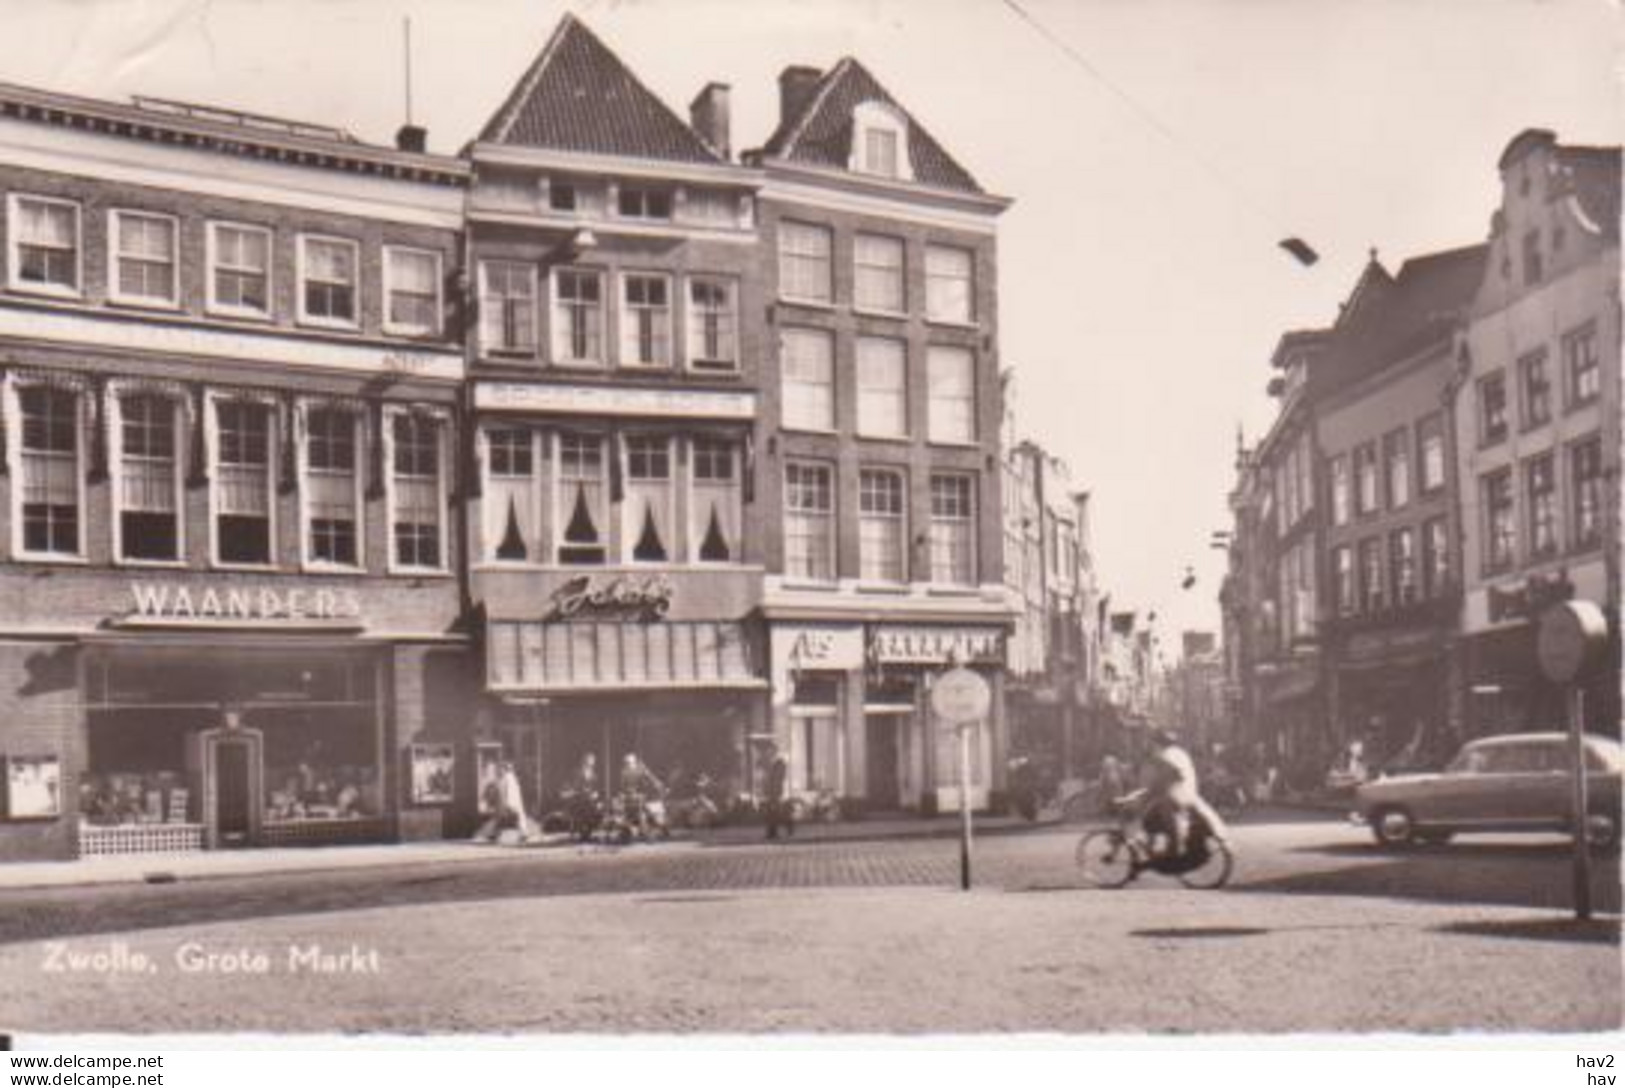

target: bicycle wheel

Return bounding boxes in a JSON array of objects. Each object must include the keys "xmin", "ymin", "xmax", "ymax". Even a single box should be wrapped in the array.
[
  {"xmin": 1075, "ymin": 829, "xmax": 1136, "ymax": 888},
  {"xmin": 1178, "ymin": 836, "xmax": 1234, "ymax": 889}
]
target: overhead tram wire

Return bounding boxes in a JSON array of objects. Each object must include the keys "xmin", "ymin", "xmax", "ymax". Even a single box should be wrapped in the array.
[{"xmin": 997, "ymin": 0, "xmax": 1320, "ymax": 266}]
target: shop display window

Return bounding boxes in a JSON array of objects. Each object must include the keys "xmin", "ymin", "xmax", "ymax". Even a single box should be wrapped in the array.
[
  {"xmin": 79, "ymin": 770, "xmax": 188, "ymax": 827},
  {"xmin": 262, "ymin": 707, "xmax": 381, "ymax": 822},
  {"xmin": 6, "ymin": 754, "xmax": 63, "ymax": 819}
]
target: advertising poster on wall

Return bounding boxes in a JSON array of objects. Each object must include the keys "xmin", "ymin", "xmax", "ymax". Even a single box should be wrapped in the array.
[
  {"xmin": 408, "ymin": 744, "xmax": 455, "ymax": 806},
  {"xmin": 5, "ymin": 755, "xmax": 62, "ymax": 819}
]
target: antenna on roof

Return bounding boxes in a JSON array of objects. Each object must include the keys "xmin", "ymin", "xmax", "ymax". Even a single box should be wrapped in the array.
[
  {"xmin": 403, "ymin": 16, "xmax": 414, "ymax": 126},
  {"xmin": 394, "ymin": 17, "xmax": 427, "ymax": 153}
]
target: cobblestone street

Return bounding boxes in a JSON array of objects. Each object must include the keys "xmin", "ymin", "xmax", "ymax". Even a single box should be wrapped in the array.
[{"xmin": 0, "ymin": 815, "xmax": 1616, "ymax": 1035}]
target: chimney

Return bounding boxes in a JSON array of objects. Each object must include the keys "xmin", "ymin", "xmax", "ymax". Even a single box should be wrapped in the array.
[
  {"xmin": 779, "ymin": 66, "xmax": 822, "ymax": 129},
  {"xmin": 690, "ymin": 82, "xmax": 731, "ymax": 160},
  {"xmin": 395, "ymin": 123, "xmax": 427, "ymax": 154}
]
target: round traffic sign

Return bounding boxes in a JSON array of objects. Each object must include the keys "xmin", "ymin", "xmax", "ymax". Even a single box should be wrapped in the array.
[
  {"xmin": 931, "ymin": 667, "xmax": 991, "ymax": 725},
  {"xmin": 1537, "ymin": 601, "xmax": 1608, "ymax": 684}
]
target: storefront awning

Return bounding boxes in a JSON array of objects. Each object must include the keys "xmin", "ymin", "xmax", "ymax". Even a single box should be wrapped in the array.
[{"xmin": 486, "ymin": 619, "xmax": 763, "ymax": 694}]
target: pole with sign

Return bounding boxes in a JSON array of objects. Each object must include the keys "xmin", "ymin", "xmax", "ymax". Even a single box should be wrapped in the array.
[
  {"xmin": 1536, "ymin": 600, "xmax": 1609, "ymax": 921},
  {"xmin": 931, "ymin": 664, "xmax": 992, "ymax": 891}
]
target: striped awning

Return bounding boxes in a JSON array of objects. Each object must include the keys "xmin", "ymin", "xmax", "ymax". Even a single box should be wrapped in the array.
[{"xmin": 486, "ymin": 619, "xmax": 762, "ymax": 694}]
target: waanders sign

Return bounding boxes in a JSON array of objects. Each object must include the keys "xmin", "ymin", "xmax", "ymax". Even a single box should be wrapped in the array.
[{"xmin": 124, "ymin": 583, "xmax": 363, "ymax": 624}]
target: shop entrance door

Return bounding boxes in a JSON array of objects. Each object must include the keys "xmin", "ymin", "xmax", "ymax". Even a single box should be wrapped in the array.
[
  {"xmin": 865, "ymin": 715, "xmax": 901, "ymax": 810},
  {"xmin": 214, "ymin": 741, "xmax": 253, "ymax": 847}
]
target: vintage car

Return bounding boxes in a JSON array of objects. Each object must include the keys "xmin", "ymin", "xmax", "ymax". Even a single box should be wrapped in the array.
[{"xmin": 1354, "ymin": 732, "xmax": 1622, "ymax": 848}]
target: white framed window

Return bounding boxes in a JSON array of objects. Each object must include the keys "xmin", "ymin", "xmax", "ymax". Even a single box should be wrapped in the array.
[
  {"xmin": 686, "ymin": 276, "xmax": 738, "ymax": 372},
  {"xmin": 620, "ymin": 273, "xmax": 672, "ymax": 368},
  {"xmin": 859, "ymin": 468, "xmax": 906, "ymax": 583},
  {"xmin": 388, "ymin": 409, "xmax": 447, "ymax": 573},
  {"xmin": 854, "ymin": 233, "xmax": 905, "ymax": 314},
  {"xmin": 929, "ymin": 473, "xmax": 975, "ymax": 586},
  {"xmin": 551, "ymin": 268, "xmax": 604, "ymax": 366},
  {"xmin": 7, "ymin": 194, "xmax": 81, "ymax": 297},
  {"xmin": 1566, "ymin": 323, "xmax": 1600, "ymax": 408},
  {"xmin": 7, "ymin": 381, "xmax": 84, "ymax": 560},
  {"xmin": 1422, "ymin": 518, "xmax": 1450, "ymax": 598},
  {"xmin": 108, "ymin": 210, "xmax": 178, "ymax": 307},
  {"xmin": 1417, "ymin": 414, "xmax": 1446, "ymax": 493},
  {"xmin": 927, "ymin": 345, "xmax": 975, "ymax": 444},
  {"xmin": 778, "ymin": 220, "xmax": 832, "ymax": 305},
  {"xmin": 857, "ymin": 336, "xmax": 907, "ymax": 439},
  {"xmin": 297, "ymin": 234, "xmax": 359, "ymax": 328},
  {"xmin": 690, "ymin": 436, "xmax": 741, "ymax": 564},
  {"xmin": 1358, "ymin": 537, "xmax": 1384, "ymax": 613},
  {"xmin": 1570, "ymin": 435, "xmax": 1603, "ymax": 551},
  {"xmin": 1332, "ymin": 545, "xmax": 1355, "ymax": 615},
  {"xmin": 1384, "ymin": 428, "xmax": 1410, "ymax": 509},
  {"xmin": 482, "ymin": 426, "xmax": 539, "ymax": 563},
  {"xmin": 384, "ymin": 246, "xmax": 442, "ymax": 337},
  {"xmin": 112, "ymin": 391, "xmax": 183, "ymax": 563},
  {"xmin": 622, "ymin": 434, "xmax": 675, "ymax": 563},
  {"xmin": 209, "ymin": 397, "xmax": 276, "ymax": 568},
  {"xmin": 1354, "ymin": 442, "xmax": 1379, "ymax": 515},
  {"xmin": 479, "ymin": 260, "xmax": 538, "ymax": 356},
  {"xmin": 206, "ymin": 221, "xmax": 272, "ymax": 318},
  {"xmin": 301, "ymin": 402, "xmax": 363, "ymax": 569},
  {"xmin": 784, "ymin": 460, "xmax": 835, "ymax": 581},
  {"xmin": 555, "ymin": 431, "xmax": 608, "ymax": 564},
  {"xmin": 850, "ymin": 101, "xmax": 911, "ymax": 181},
  {"xmin": 781, "ymin": 327, "xmax": 835, "ymax": 431},
  {"xmin": 925, "ymin": 245, "xmax": 973, "ymax": 324},
  {"xmin": 1329, "ymin": 455, "xmax": 1350, "ymax": 526},
  {"xmin": 1525, "ymin": 454, "xmax": 1558, "ymax": 559},
  {"xmin": 1482, "ymin": 469, "xmax": 1515, "ymax": 572},
  {"xmin": 1390, "ymin": 528, "xmax": 1417, "ymax": 605}
]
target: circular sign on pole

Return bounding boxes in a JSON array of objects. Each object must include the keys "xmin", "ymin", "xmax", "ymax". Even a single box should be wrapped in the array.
[
  {"xmin": 1537, "ymin": 601, "xmax": 1608, "ymax": 684},
  {"xmin": 932, "ymin": 667, "xmax": 991, "ymax": 726}
]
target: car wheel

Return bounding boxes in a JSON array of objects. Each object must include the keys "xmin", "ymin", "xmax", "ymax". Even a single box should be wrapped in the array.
[
  {"xmin": 1584, "ymin": 810, "xmax": 1619, "ymax": 851},
  {"xmin": 1370, "ymin": 806, "xmax": 1416, "ymax": 847}
]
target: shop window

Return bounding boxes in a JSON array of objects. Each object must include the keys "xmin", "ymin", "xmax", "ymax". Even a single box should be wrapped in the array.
[
  {"xmin": 623, "ymin": 435, "xmax": 673, "ymax": 563},
  {"xmin": 109, "ymin": 210, "xmax": 178, "ymax": 307},
  {"xmin": 212, "ymin": 398, "xmax": 275, "ymax": 566},
  {"xmin": 390, "ymin": 411, "xmax": 443, "ymax": 572},
  {"xmin": 1421, "ymin": 517, "xmax": 1450, "ymax": 598},
  {"xmin": 859, "ymin": 468, "xmax": 906, "ymax": 582},
  {"xmin": 1570, "ymin": 435, "xmax": 1603, "ymax": 550},
  {"xmin": 784, "ymin": 460, "xmax": 835, "ymax": 580},
  {"xmin": 1481, "ymin": 469, "xmax": 1515, "ymax": 572},
  {"xmin": 854, "ymin": 233, "xmax": 905, "ymax": 313},
  {"xmin": 384, "ymin": 246, "xmax": 442, "ymax": 337},
  {"xmin": 778, "ymin": 220, "xmax": 832, "ymax": 305},
  {"xmin": 929, "ymin": 473, "xmax": 976, "ymax": 586},
  {"xmin": 925, "ymin": 244, "xmax": 974, "ymax": 324},
  {"xmin": 298, "ymin": 235, "xmax": 359, "ymax": 328},
  {"xmin": 1525, "ymin": 453, "xmax": 1558, "ymax": 559},
  {"xmin": 857, "ymin": 337, "xmax": 907, "ymax": 439},
  {"xmin": 266, "ymin": 707, "xmax": 384, "ymax": 821},
  {"xmin": 927, "ymin": 345, "xmax": 975, "ymax": 444},
  {"xmin": 115, "ymin": 392, "xmax": 182, "ymax": 563},
  {"xmin": 207, "ymin": 221, "xmax": 271, "ymax": 318},
  {"xmin": 483, "ymin": 427, "xmax": 537, "ymax": 563},
  {"xmin": 551, "ymin": 268, "xmax": 604, "ymax": 365},
  {"xmin": 303, "ymin": 404, "xmax": 362, "ymax": 569},
  {"xmin": 1519, "ymin": 349, "xmax": 1551, "ymax": 429},
  {"xmin": 7, "ymin": 193, "xmax": 80, "ymax": 296},
  {"xmin": 620, "ymin": 273, "xmax": 672, "ymax": 367},
  {"xmin": 686, "ymin": 276, "xmax": 738, "ymax": 371},
  {"xmin": 13, "ymin": 384, "xmax": 82, "ymax": 559},
  {"xmin": 480, "ymin": 261, "xmax": 538, "ymax": 357},
  {"xmin": 690, "ymin": 436, "xmax": 741, "ymax": 564},
  {"xmin": 781, "ymin": 327, "xmax": 835, "ymax": 431},
  {"xmin": 556, "ymin": 432, "xmax": 608, "ymax": 564}
]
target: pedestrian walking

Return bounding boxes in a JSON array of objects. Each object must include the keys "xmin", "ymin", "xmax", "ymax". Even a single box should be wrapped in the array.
[{"xmin": 764, "ymin": 745, "xmax": 794, "ymax": 841}]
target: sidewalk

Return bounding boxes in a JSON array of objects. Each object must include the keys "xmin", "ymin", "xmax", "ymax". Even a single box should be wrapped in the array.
[{"xmin": 0, "ymin": 812, "xmax": 1046, "ymax": 891}]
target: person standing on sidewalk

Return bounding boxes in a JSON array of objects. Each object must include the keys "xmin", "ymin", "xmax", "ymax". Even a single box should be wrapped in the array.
[{"xmin": 764, "ymin": 745, "xmax": 794, "ymax": 841}]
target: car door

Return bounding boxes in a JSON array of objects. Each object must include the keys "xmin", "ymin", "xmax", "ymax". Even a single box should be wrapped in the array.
[
  {"xmin": 1424, "ymin": 745, "xmax": 1495, "ymax": 824},
  {"xmin": 1492, "ymin": 742, "xmax": 1563, "ymax": 828}
]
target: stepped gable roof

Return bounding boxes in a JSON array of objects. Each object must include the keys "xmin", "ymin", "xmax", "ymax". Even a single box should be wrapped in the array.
[
  {"xmin": 478, "ymin": 13, "xmax": 722, "ymax": 164},
  {"xmin": 1317, "ymin": 243, "xmax": 1488, "ymax": 397},
  {"xmin": 756, "ymin": 57, "xmax": 983, "ymax": 194}
]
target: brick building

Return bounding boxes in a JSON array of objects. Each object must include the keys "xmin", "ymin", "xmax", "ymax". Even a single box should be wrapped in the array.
[
  {"xmin": 0, "ymin": 82, "xmax": 474, "ymax": 859},
  {"xmin": 459, "ymin": 15, "xmax": 771, "ymax": 812},
  {"xmin": 744, "ymin": 60, "xmax": 1014, "ymax": 813}
]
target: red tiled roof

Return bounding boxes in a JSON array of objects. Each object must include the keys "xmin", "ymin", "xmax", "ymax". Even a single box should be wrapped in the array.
[
  {"xmin": 477, "ymin": 14, "xmax": 721, "ymax": 164},
  {"xmin": 757, "ymin": 58, "xmax": 983, "ymax": 194}
]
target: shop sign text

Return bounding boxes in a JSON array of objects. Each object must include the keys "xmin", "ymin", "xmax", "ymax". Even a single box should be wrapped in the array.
[
  {"xmin": 870, "ymin": 627, "xmax": 1004, "ymax": 666},
  {"xmin": 128, "ymin": 583, "xmax": 363, "ymax": 623},
  {"xmin": 544, "ymin": 574, "xmax": 673, "ymax": 623}
]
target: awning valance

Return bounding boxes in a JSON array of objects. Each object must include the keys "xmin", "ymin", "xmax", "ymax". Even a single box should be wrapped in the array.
[{"xmin": 486, "ymin": 619, "xmax": 761, "ymax": 694}]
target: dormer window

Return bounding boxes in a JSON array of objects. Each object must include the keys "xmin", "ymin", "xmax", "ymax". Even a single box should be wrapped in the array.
[{"xmin": 851, "ymin": 101, "xmax": 912, "ymax": 181}]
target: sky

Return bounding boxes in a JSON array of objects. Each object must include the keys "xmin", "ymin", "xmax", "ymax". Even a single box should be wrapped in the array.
[{"xmin": 5, "ymin": 0, "xmax": 1619, "ymax": 655}]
